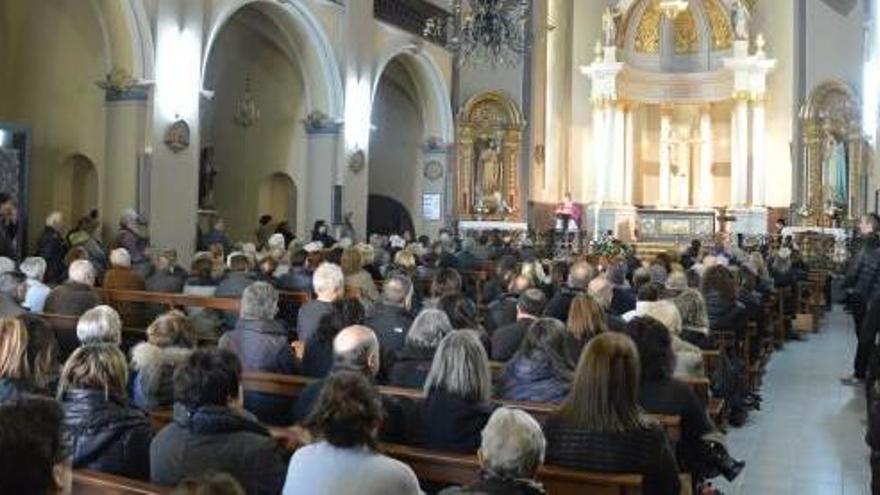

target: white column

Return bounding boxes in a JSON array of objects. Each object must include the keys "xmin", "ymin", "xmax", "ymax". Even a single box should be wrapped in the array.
[
  {"xmin": 603, "ymin": 103, "xmax": 615, "ymax": 200},
  {"xmin": 699, "ymin": 106, "xmax": 713, "ymax": 208},
  {"xmin": 751, "ymin": 98, "xmax": 766, "ymax": 206},
  {"xmin": 103, "ymin": 91, "xmax": 148, "ymax": 243},
  {"xmin": 610, "ymin": 103, "xmax": 626, "ymax": 204},
  {"xmin": 592, "ymin": 104, "xmax": 605, "ymax": 202},
  {"xmin": 659, "ymin": 108, "xmax": 672, "ymax": 206},
  {"xmin": 624, "ymin": 106, "xmax": 635, "ymax": 205},
  {"xmin": 730, "ymin": 98, "xmax": 749, "ymax": 207},
  {"xmin": 305, "ymin": 127, "xmax": 341, "ymax": 234}
]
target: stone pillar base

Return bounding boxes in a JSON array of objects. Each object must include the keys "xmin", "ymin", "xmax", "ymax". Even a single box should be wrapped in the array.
[
  {"xmin": 584, "ymin": 204, "xmax": 639, "ymax": 242},
  {"xmin": 727, "ymin": 207, "xmax": 768, "ymax": 235}
]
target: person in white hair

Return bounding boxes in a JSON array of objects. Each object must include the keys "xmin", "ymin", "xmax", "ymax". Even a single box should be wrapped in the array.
[
  {"xmin": 20, "ymin": 257, "xmax": 51, "ymax": 312},
  {"xmin": 76, "ymin": 305, "xmax": 122, "ymax": 345},
  {"xmin": 44, "ymin": 260, "xmax": 102, "ymax": 316},
  {"xmin": 103, "ymin": 248, "xmax": 146, "ymax": 326},
  {"xmin": 297, "ymin": 263, "xmax": 344, "ymax": 343},
  {"xmin": 642, "ymin": 300, "xmax": 704, "ymax": 378},
  {"xmin": 35, "ymin": 211, "xmax": 68, "ymax": 284}
]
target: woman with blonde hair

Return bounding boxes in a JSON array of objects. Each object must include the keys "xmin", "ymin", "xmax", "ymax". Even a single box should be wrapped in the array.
[
  {"xmin": 0, "ymin": 317, "xmax": 32, "ymax": 402},
  {"xmin": 130, "ymin": 311, "xmax": 197, "ymax": 409},
  {"xmin": 340, "ymin": 248, "xmax": 379, "ymax": 305},
  {"xmin": 58, "ymin": 344, "xmax": 152, "ymax": 480},
  {"xmin": 544, "ymin": 332, "xmax": 680, "ymax": 495},
  {"xmin": 565, "ymin": 294, "xmax": 608, "ymax": 363}
]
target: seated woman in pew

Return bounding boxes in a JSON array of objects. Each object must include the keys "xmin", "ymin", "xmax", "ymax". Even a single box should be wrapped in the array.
[
  {"xmin": 625, "ymin": 317, "xmax": 742, "ymax": 485},
  {"xmin": 439, "ymin": 294, "xmax": 490, "ymax": 352},
  {"xmin": 129, "ymin": 311, "xmax": 196, "ymax": 410},
  {"xmin": 19, "ymin": 313, "xmax": 60, "ymax": 393},
  {"xmin": 58, "ymin": 344, "xmax": 153, "ymax": 480},
  {"xmin": 0, "ymin": 397, "xmax": 72, "ymax": 495},
  {"xmin": 565, "ymin": 294, "xmax": 608, "ymax": 363},
  {"xmin": 543, "ymin": 332, "xmax": 681, "ymax": 495},
  {"xmin": 415, "ymin": 330, "xmax": 495, "ymax": 453},
  {"xmin": 0, "ymin": 317, "xmax": 38, "ymax": 402},
  {"xmin": 388, "ymin": 308, "xmax": 453, "ymax": 389},
  {"xmin": 440, "ymin": 407, "xmax": 547, "ymax": 495},
  {"xmin": 673, "ymin": 289, "xmax": 714, "ymax": 350},
  {"xmin": 283, "ymin": 371, "xmax": 420, "ymax": 495},
  {"xmin": 701, "ymin": 265, "xmax": 746, "ymax": 338},
  {"xmin": 182, "ymin": 254, "xmax": 223, "ymax": 339},
  {"xmin": 500, "ymin": 318, "xmax": 574, "ymax": 404},
  {"xmin": 301, "ymin": 299, "xmax": 364, "ymax": 379}
]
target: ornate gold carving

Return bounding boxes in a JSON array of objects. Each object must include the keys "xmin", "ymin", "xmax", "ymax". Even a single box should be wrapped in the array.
[
  {"xmin": 743, "ymin": 0, "xmax": 759, "ymax": 13},
  {"xmin": 635, "ymin": 0, "xmax": 661, "ymax": 54},
  {"xmin": 674, "ymin": 8, "xmax": 699, "ymax": 54},
  {"xmin": 706, "ymin": 0, "xmax": 733, "ymax": 50}
]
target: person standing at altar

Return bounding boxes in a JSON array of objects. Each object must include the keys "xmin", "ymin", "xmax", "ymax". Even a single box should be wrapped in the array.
[{"xmin": 555, "ymin": 193, "xmax": 581, "ymax": 235}]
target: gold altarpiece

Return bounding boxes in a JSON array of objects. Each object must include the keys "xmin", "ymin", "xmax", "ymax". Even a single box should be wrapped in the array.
[
  {"xmin": 456, "ymin": 91, "xmax": 525, "ymax": 220},
  {"xmin": 800, "ymin": 80, "xmax": 866, "ymax": 225}
]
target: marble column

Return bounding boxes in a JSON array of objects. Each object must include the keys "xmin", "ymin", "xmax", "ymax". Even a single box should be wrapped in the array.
[
  {"xmin": 610, "ymin": 103, "xmax": 626, "ymax": 204},
  {"xmin": 659, "ymin": 107, "xmax": 672, "ymax": 206},
  {"xmin": 730, "ymin": 97, "xmax": 750, "ymax": 207},
  {"xmin": 592, "ymin": 102, "xmax": 606, "ymax": 203},
  {"xmin": 751, "ymin": 98, "xmax": 766, "ymax": 206},
  {"xmin": 699, "ymin": 106, "xmax": 713, "ymax": 208},
  {"xmin": 624, "ymin": 106, "xmax": 635, "ymax": 205},
  {"xmin": 102, "ymin": 85, "xmax": 150, "ymax": 243}
]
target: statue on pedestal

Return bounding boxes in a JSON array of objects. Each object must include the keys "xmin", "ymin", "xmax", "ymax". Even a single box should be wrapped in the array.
[
  {"xmin": 731, "ymin": 0, "xmax": 750, "ymax": 41},
  {"xmin": 602, "ymin": 7, "xmax": 618, "ymax": 47}
]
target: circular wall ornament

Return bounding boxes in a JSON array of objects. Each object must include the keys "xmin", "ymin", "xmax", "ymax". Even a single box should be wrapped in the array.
[
  {"xmin": 424, "ymin": 160, "xmax": 443, "ymax": 181},
  {"xmin": 164, "ymin": 119, "xmax": 190, "ymax": 153},
  {"xmin": 348, "ymin": 149, "xmax": 366, "ymax": 174}
]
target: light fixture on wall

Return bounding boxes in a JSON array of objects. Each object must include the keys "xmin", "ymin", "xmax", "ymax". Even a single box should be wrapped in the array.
[
  {"xmin": 659, "ymin": 0, "xmax": 689, "ymax": 19},
  {"xmin": 423, "ymin": 0, "xmax": 532, "ymax": 68},
  {"xmin": 233, "ymin": 74, "xmax": 261, "ymax": 128}
]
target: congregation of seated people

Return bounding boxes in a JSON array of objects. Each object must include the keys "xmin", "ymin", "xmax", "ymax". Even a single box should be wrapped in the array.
[{"xmin": 0, "ymin": 208, "xmax": 810, "ymax": 495}]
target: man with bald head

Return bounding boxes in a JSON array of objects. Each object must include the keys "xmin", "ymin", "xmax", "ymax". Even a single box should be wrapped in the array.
[
  {"xmin": 544, "ymin": 261, "xmax": 595, "ymax": 322},
  {"xmin": 364, "ymin": 274, "xmax": 413, "ymax": 379},
  {"xmin": 588, "ymin": 276, "xmax": 626, "ymax": 333}
]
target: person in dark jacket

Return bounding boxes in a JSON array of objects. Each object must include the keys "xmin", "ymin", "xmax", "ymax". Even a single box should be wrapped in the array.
[
  {"xmin": 543, "ymin": 261, "xmax": 594, "ymax": 322},
  {"xmin": 501, "ymin": 318, "xmax": 574, "ymax": 403},
  {"xmin": 115, "ymin": 209, "xmax": 150, "ymax": 277},
  {"xmin": 0, "ymin": 317, "xmax": 35, "ymax": 403},
  {"xmin": 440, "ymin": 407, "xmax": 547, "ymax": 495},
  {"xmin": 388, "ymin": 308, "xmax": 453, "ymax": 388},
  {"xmin": 0, "ymin": 397, "xmax": 72, "ymax": 495},
  {"xmin": 701, "ymin": 265, "xmax": 746, "ymax": 335},
  {"xmin": 543, "ymin": 332, "xmax": 680, "ymax": 495},
  {"xmin": 144, "ymin": 251, "xmax": 186, "ymax": 322},
  {"xmin": 219, "ymin": 282, "xmax": 297, "ymax": 425},
  {"xmin": 301, "ymin": 299, "xmax": 364, "ymax": 378},
  {"xmin": 364, "ymin": 274, "xmax": 414, "ymax": 380},
  {"xmin": 199, "ymin": 218, "xmax": 232, "ymax": 254},
  {"xmin": 588, "ymin": 276, "xmax": 627, "ymax": 333},
  {"xmin": 626, "ymin": 317, "xmax": 728, "ymax": 480},
  {"xmin": 103, "ymin": 248, "xmax": 146, "ymax": 327},
  {"xmin": 843, "ymin": 214, "xmax": 880, "ymax": 384},
  {"xmin": 129, "ymin": 311, "xmax": 196, "ymax": 410},
  {"xmin": 0, "ymin": 193, "xmax": 18, "ymax": 260},
  {"xmin": 492, "ymin": 289, "xmax": 546, "ymax": 361},
  {"xmin": 486, "ymin": 275, "xmax": 531, "ymax": 333},
  {"xmin": 415, "ymin": 330, "xmax": 495, "ymax": 453},
  {"xmin": 58, "ymin": 344, "xmax": 152, "ymax": 480},
  {"xmin": 311, "ymin": 220, "xmax": 336, "ymax": 248},
  {"xmin": 607, "ymin": 262, "xmax": 637, "ymax": 316},
  {"xmin": 35, "ymin": 211, "xmax": 68, "ymax": 284},
  {"xmin": 214, "ymin": 253, "xmax": 258, "ymax": 329},
  {"xmin": 150, "ymin": 348, "xmax": 288, "ymax": 494},
  {"xmin": 278, "ymin": 249, "xmax": 316, "ymax": 294},
  {"xmin": 296, "ymin": 262, "xmax": 343, "ymax": 343},
  {"xmin": 43, "ymin": 260, "xmax": 102, "ymax": 317}
]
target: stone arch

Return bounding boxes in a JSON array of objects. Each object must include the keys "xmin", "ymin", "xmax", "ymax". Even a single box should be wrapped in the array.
[
  {"xmin": 87, "ymin": 0, "xmax": 155, "ymax": 79},
  {"xmin": 203, "ymin": 0, "xmax": 343, "ymax": 117},
  {"xmin": 55, "ymin": 154, "xmax": 99, "ymax": 222},
  {"xmin": 258, "ymin": 172, "xmax": 298, "ymax": 232}
]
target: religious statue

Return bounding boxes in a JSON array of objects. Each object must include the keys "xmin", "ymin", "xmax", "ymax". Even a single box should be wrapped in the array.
[
  {"xmin": 601, "ymin": 7, "xmax": 617, "ymax": 47},
  {"xmin": 198, "ymin": 147, "xmax": 217, "ymax": 209},
  {"xmin": 821, "ymin": 129, "xmax": 848, "ymax": 208},
  {"xmin": 478, "ymin": 141, "xmax": 502, "ymax": 200},
  {"xmin": 731, "ymin": 0, "xmax": 750, "ymax": 41}
]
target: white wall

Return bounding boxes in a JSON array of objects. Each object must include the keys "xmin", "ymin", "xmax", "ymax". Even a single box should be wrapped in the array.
[{"xmin": 806, "ymin": 0, "xmax": 865, "ymax": 96}]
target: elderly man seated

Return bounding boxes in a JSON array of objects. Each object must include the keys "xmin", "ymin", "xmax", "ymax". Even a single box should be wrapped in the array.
[
  {"xmin": 20, "ymin": 257, "xmax": 50, "ymax": 312},
  {"xmin": 297, "ymin": 263, "xmax": 343, "ymax": 344},
  {"xmin": 0, "ymin": 271, "xmax": 27, "ymax": 317},
  {"xmin": 441, "ymin": 407, "xmax": 547, "ymax": 495},
  {"xmin": 44, "ymin": 260, "xmax": 102, "ymax": 317},
  {"xmin": 76, "ymin": 305, "xmax": 123, "ymax": 346}
]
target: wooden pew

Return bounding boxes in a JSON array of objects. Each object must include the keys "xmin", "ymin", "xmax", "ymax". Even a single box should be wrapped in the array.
[
  {"xmin": 238, "ymin": 371, "xmax": 682, "ymax": 444},
  {"xmin": 97, "ymin": 288, "xmax": 311, "ymax": 313},
  {"xmin": 381, "ymin": 442, "xmax": 643, "ymax": 495},
  {"xmin": 73, "ymin": 469, "xmax": 168, "ymax": 494}
]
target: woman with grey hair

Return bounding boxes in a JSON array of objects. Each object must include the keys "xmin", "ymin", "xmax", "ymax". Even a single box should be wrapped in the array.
[
  {"xmin": 387, "ymin": 309, "xmax": 453, "ymax": 389},
  {"xmin": 20, "ymin": 257, "xmax": 50, "ymax": 312},
  {"xmin": 674, "ymin": 289, "xmax": 713, "ymax": 350},
  {"xmin": 441, "ymin": 407, "xmax": 546, "ymax": 495},
  {"xmin": 76, "ymin": 305, "xmax": 122, "ymax": 345},
  {"xmin": 219, "ymin": 281, "xmax": 297, "ymax": 425},
  {"xmin": 416, "ymin": 330, "xmax": 494, "ymax": 453}
]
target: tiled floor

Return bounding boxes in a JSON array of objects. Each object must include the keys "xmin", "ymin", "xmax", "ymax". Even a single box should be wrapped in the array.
[{"xmin": 714, "ymin": 307, "xmax": 871, "ymax": 495}]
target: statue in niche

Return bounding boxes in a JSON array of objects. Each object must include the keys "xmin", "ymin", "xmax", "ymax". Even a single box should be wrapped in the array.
[
  {"xmin": 821, "ymin": 129, "xmax": 848, "ymax": 209},
  {"xmin": 477, "ymin": 139, "xmax": 503, "ymax": 204},
  {"xmin": 198, "ymin": 147, "xmax": 217, "ymax": 209},
  {"xmin": 731, "ymin": 0, "xmax": 750, "ymax": 41},
  {"xmin": 602, "ymin": 7, "xmax": 617, "ymax": 47}
]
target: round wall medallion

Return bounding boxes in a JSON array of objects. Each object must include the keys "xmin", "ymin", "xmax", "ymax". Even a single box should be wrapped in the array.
[
  {"xmin": 164, "ymin": 119, "xmax": 190, "ymax": 153},
  {"xmin": 348, "ymin": 149, "xmax": 366, "ymax": 174},
  {"xmin": 424, "ymin": 160, "xmax": 443, "ymax": 181}
]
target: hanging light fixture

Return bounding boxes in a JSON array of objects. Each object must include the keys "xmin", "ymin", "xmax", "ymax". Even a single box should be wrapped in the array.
[
  {"xmin": 659, "ymin": 0, "xmax": 689, "ymax": 19},
  {"xmin": 424, "ymin": 0, "xmax": 532, "ymax": 68}
]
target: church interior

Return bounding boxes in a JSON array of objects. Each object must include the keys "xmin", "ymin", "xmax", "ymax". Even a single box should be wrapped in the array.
[{"xmin": 0, "ymin": 0, "xmax": 879, "ymax": 494}]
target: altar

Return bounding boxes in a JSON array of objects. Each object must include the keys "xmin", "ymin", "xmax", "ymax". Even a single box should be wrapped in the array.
[{"xmin": 458, "ymin": 220, "xmax": 529, "ymax": 235}]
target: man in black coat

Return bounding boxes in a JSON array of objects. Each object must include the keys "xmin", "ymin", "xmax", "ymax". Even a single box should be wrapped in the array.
[
  {"xmin": 843, "ymin": 214, "xmax": 880, "ymax": 384},
  {"xmin": 544, "ymin": 261, "xmax": 594, "ymax": 322},
  {"xmin": 491, "ymin": 289, "xmax": 546, "ymax": 361},
  {"xmin": 589, "ymin": 276, "xmax": 627, "ymax": 333},
  {"xmin": 0, "ymin": 193, "xmax": 18, "ymax": 260},
  {"xmin": 364, "ymin": 274, "xmax": 414, "ymax": 380},
  {"xmin": 35, "ymin": 211, "xmax": 68, "ymax": 284},
  {"xmin": 150, "ymin": 348, "xmax": 288, "ymax": 495}
]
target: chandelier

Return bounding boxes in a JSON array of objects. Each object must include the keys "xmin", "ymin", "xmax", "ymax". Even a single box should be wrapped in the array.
[
  {"xmin": 424, "ymin": 0, "xmax": 532, "ymax": 68},
  {"xmin": 659, "ymin": 0, "xmax": 689, "ymax": 19}
]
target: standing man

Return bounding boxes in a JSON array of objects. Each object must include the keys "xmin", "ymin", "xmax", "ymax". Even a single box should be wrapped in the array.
[
  {"xmin": 0, "ymin": 194, "xmax": 18, "ymax": 260},
  {"xmin": 842, "ymin": 214, "xmax": 880, "ymax": 385},
  {"xmin": 35, "ymin": 211, "xmax": 68, "ymax": 284}
]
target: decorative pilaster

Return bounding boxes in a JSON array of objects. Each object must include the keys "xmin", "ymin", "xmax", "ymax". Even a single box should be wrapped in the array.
[
  {"xmin": 581, "ymin": 41, "xmax": 624, "ymax": 206},
  {"xmin": 304, "ymin": 111, "xmax": 343, "ymax": 230},
  {"xmin": 624, "ymin": 106, "xmax": 635, "ymax": 205},
  {"xmin": 699, "ymin": 106, "xmax": 713, "ymax": 208},
  {"xmin": 610, "ymin": 103, "xmax": 626, "ymax": 204},
  {"xmin": 732, "ymin": 95, "xmax": 750, "ymax": 207},
  {"xmin": 659, "ymin": 108, "xmax": 672, "ymax": 207},
  {"xmin": 751, "ymin": 97, "xmax": 766, "ymax": 206}
]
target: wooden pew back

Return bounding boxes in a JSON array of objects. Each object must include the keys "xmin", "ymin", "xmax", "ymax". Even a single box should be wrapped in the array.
[{"xmin": 73, "ymin": 469, "xmax": 168, "ymax": 494}]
